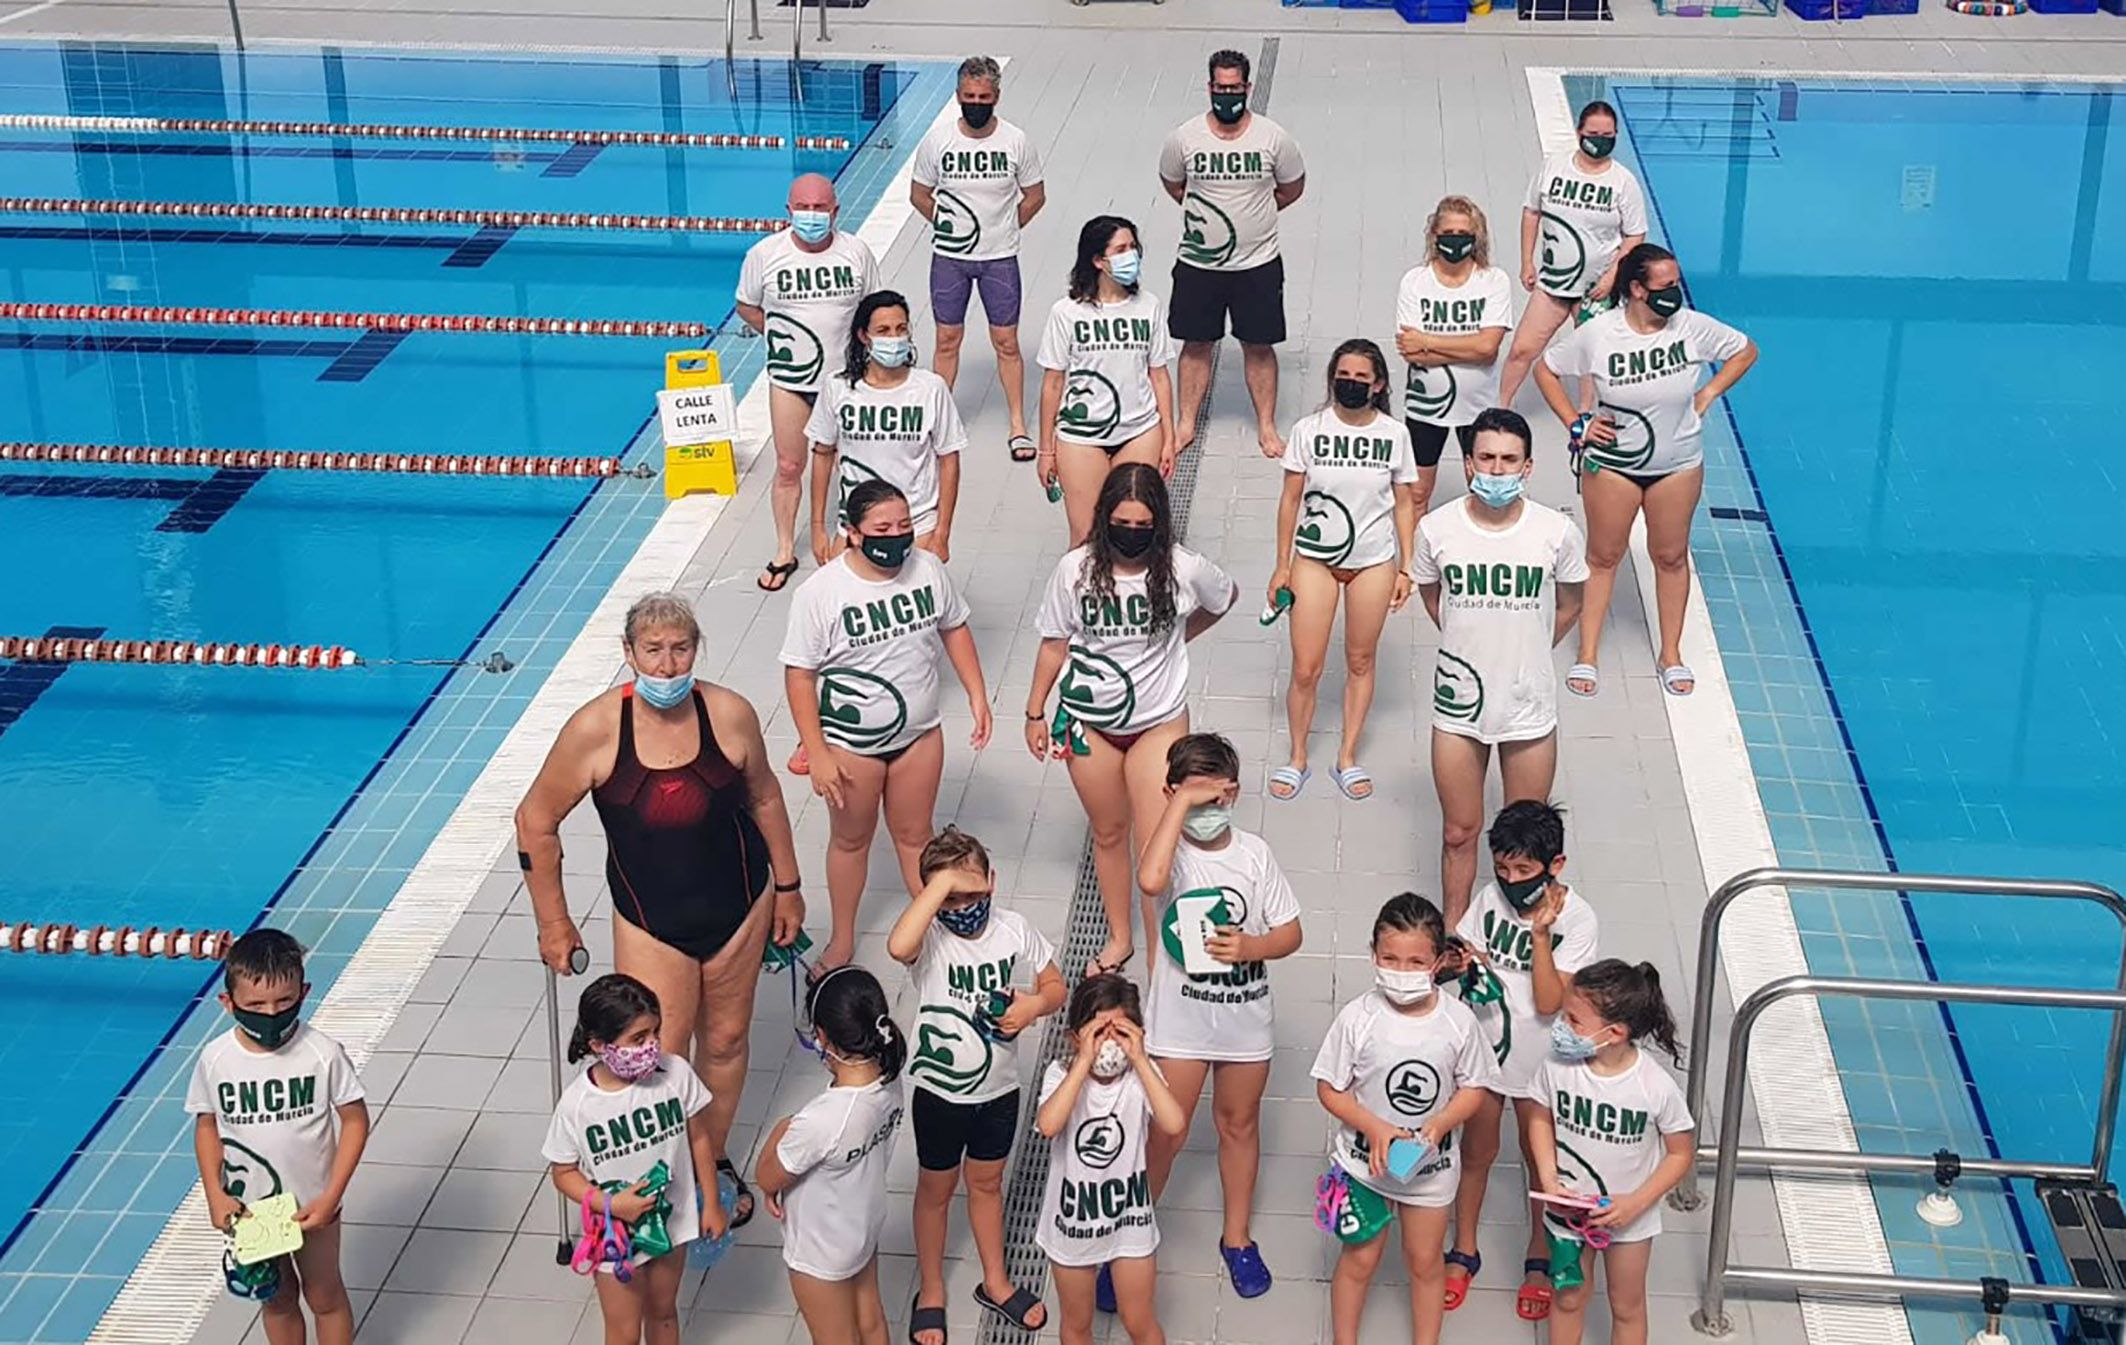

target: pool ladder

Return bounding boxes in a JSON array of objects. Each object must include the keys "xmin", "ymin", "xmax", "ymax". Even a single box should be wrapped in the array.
[
  {"xmin": 1683, "ymin": 867, "xmax": 2126, "ymax": 1339},
  {"xmin": 725, "ymin": 0, "xmax": 829, "ymax": 103}
]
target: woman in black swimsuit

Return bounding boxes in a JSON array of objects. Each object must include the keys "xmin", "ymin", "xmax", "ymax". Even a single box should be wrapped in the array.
[{"xmin": 517, "ymin": 591, "xmax": 805, "ymax": 1226}]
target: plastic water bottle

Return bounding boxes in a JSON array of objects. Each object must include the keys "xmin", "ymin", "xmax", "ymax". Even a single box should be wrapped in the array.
[
  {"xmin": 1259, "ymin": 587, "xmax": 1293, "ymax": 626},
  {"xmin": 689, "ymin": 1169, "xmax": 741, "ymax": 1269}
]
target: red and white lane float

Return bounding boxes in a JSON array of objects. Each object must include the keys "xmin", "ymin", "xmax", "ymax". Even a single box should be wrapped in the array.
[
  {"xmin": 0, "ymin": 196, "xmax": 785, "ymax": 235},
  {"xmin": 0, "ymin": 302, "xmax": 705, "ymax": 339},
  {"xmin": 0, "ymin": 636, "xmax": 516, "ymax": 674},
  {"xmin": 0, "ymin": 442, "xmax": 653, "ymax": 479},
  {"xmin": 0, "ymin": 112, "xmax": 851, "ymax": 152},
  {"xmin": 0, "ymin": 922, "xmax": 235, "ymax": 959}
]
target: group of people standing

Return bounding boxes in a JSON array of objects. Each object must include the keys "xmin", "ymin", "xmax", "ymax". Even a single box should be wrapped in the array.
[{"xmin": 184, "ymin": 48, "xmax": 1761, "ymax": 1345}]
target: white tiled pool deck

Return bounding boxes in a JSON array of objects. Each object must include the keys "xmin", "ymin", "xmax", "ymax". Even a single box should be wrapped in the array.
[{"xmin": 18, "ymin": 2, "xmax": 2122, "ymax": 1343}]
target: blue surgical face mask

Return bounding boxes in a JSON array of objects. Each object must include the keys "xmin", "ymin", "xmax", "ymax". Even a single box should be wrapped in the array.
[
  {"xmin": 937, "ymin": 896, "xmax": 992, "ymax": 938},
  {"xmin": 869, "ymin": 335, "xmax": 914, "ymax": 368},
  {"xmin": 1469, "ymin": 470, "xmax": 1525, "ymax": 509},
  {"xmin": 1182, "ymin": 803, "xmax": 1232, "ymax": 844},
  {"xmin": 790, "ymin": 208, "xmax": 832, "ymax": 244},
  {"xmin": 1108, "ymin": 249, "xmax": 1142, "ymax": 287},
  {"xmin": 636, "ymin": 671, "xmax": 692, "ymax": 710},
  {"xmin": 1551, "ymin": 1017, "xmax": 1602, "ymax": 1062}
]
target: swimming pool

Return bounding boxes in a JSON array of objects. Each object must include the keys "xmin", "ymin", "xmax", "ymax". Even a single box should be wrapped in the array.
[
  {"xmin": 1593, "ymin": 73, "xmax": 2126, "ymax": 1343},
  {"xmin": 0, "ymin": 39, "xmax": 948, "ymax": 1342}
]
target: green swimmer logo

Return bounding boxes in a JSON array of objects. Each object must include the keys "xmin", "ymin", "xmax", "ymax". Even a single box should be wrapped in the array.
[
  {"xmin": 1434, "ymin": 651, "xmax": 1484, "ymax": 724},
  {"xmin": 835, "ymin": 456, "xmax": 885, "ymax": 529},
  {"xmin": 1537, "ymin": 211, "xmax": 1588, "ymax": 296},
  {"xmin": 766, "ymin": 312, "xmax": 826, "ymax": 387},
  {"xmin": 818, "ymin": 667, "xmax": 908, "ymax": 751},
  {"xmin": 1059, "ymin": 369, "xmax": 1124, "ymax": 441},
  {"xmin": 1059, "ymin": 645, "xmax": 1136, "ymax": 730},
  {"xmin": 1406, "ymin": 364, "xmax": 1458, "ymax": 422},
  {"xmin": 1074, "ymin": 1115, "xmax": 1126, "ymax": 1170},
  {"xmin": 912, "ymin": 1004, "xmax": 993, "ymax": 1096},
  {"xmin": 1178, "ymin": 192, "xmax": 1238, "ymax": 268},
  {"xmin": 219, "ymin": 1139, "xmax": 284, "ymax": 1203},
  {"xmin": 1584, "ymin": 402, "xmax": 1655, "ymax": 471},
  {"xmin": 1160, "ymin": 885, "xmax": 1249, "ymax": 971},
  {"xmin": 1294, "ymin": 490, "xmax": 1356, "ymax": 567},
  {"xmin": 1546, "ymin": 1136, "xmax": 1611, "ymax": 1235},
  {"xmin": 1384, "ymin": 1060, "xmax": 1443, "ymax": 1118},
  {"xmin": 933, "ymin": 188, "xmax": 981, "ymax": 256}
]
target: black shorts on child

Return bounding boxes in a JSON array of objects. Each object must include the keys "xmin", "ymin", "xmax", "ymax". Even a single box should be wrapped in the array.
[{"xmin": 912, "ymin": 1088, "xmax": 1020, "ymax": 1170}]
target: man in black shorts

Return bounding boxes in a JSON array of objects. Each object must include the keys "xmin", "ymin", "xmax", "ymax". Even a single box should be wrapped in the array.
[{"xmin": 1157, "ymin": 49, "xmax": 1307, "ymax": 459}]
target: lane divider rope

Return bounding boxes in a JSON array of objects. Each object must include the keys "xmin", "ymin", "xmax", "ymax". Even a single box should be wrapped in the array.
[
  {"xmin": 0, "ymin": 301, "xmax": 705, "ymax": 338},
  {"xmin": 0, "ymin": 923, "xmax": 233, "ymax": 959},
  {"xmin": 0, "ymin": 636, "xmax": 517, "ymax": 673},
  {"xmin": 0, "ymin": 112, "xmax": 850, "ymax": 151},
  {"xmin": 0, "ymin": 195, "xmax": 784, "ymax": 235},
  {"xmin": 0, "ymin": 442, "xmax": 651, "ymax": 478}
]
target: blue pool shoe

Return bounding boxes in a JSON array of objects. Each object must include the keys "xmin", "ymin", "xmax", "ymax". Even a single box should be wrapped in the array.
[{"xmin": 1222, "ymin": 1241, "xmax": 1273, "ymax": 1298}]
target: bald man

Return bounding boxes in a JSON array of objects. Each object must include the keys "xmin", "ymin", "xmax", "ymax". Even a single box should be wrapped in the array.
[{"xmin": 736, "ymin": 174, "xmax": 880, "ymax": 591}]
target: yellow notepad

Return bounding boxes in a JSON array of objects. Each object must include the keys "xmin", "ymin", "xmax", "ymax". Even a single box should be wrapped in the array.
[{"xmin": 230, "ymin": 1193, "xmax": 304, "ymax": 1266}]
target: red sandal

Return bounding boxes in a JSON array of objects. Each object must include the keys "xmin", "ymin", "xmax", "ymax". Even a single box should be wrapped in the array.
[
  {"xmin": 1443, "ymin": 1250, "xmax": 1480, "ymax": 1311},
  {"xmin": 1515, "ymin": 1258, "xmax": 1554, "ymax": 1321}
]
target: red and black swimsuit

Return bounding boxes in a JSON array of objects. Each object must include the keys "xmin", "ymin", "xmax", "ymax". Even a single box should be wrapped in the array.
[{"xmin": 593, "ymin": 685, "xmax": 770, "ymax": 961}]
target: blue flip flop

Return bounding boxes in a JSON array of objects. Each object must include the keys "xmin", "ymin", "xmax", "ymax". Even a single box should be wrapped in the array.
[{"xmin": 1268, "ymin": 764, "xmax": 1310, "ymax": 801}]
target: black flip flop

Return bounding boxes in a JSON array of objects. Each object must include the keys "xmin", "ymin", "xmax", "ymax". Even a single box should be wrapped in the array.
[
  {"xmin": 757, "ymin": 558, "xmax": 798, "ymax": 592},
  {"xmin": 974, "ymin": 1285, "xmax": 1045, "ymax": 1332},
  {"xmin": 1008, "ymin": 433, "xmax": 1037, "ymax": 463},
  {"xmin": 909, "ymin": 1297, "xmax": 949, "ymax": 1345},
  {"xmin": 716, "ymin": 1156, "xmax": 756, "ymax": 1229}
]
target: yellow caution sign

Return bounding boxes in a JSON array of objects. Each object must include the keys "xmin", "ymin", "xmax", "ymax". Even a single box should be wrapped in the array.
[{"xmin": 660, "ymin": 349, "xmax": 739, "ymax": 499}]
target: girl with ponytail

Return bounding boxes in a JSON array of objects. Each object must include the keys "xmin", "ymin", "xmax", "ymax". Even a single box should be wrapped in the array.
[
  {"xmin": 544, "ymin": 973, "xmax": 724, "ymax": 1340},
  {"xmin": 1523, "ymin": 958, "xmax": 1694, "ymax": 1345},
  {"xmin": 754, "ymin": 965, "xmax": 907, "ymax": 1345}
]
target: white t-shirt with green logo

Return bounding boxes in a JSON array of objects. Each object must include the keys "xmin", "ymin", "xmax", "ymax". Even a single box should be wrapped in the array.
[
  {"xmin": 1453, "ymin": 883, "xmax": 1600, "ymax": 1097},
  {"xmin": 804, "ymin": 368, "xmax": 968, "ymax": 536},
  {"xmin": 1532, "ymin": 1050, "xmax": 1693, "ymax": 1243},
  {"xmin": 736, "ymin": 230, "xmax": 880, "ymax": 394},
  {"xmin": 1157, "ymin": 114, "xmax": 1306, "ymax": 273},
  {"xmin": 908, "ymin": 911, "xmax": 1058, "ymax": 1105},
  {"xmin": 540, "ymin": 1053, "xmax": 713, "ymax": 1265},
  {"xmin": 1311, "ymin": 990, "xmax": 1500, "ymax": 1207},
  {"xmin": 1543, "ymin": 307, "xmax": 1749, "ymax": 476},
  {"xmin": 1035, "ymin": 545, "xmax": 1237, "ymax": 736},
  {"xmin": 1523, "ymin": 154, "xmax": 1647, "ymax": 300},
  {"xmin": 1035, "ymin": 1061, "xmax": 1161, "ymax": 1266},
  {"xmin": 1394, "ymin": 263, "xmax": 1515, "ymax": 428},
  {"xmin": 1036, "ymin": 291, "xmax": 1176, "ymax": 447},
  {"xmin": 912, "ymin": 118, "xmax": 1043, "ymax": 261},
  {"xmin": 186, "ymin": 1025, "xmax": 365, "ymax": 1210},
  {"xmin": 775, "ymin": 1078, "xmax": 904, "ymax": 1280},
  {"xmin": 1145, "ymin": 827, "xmax": 1302, "ymax": 1064},
  {"xmin": 1412, "ymin": 498, "xmax": 1589, "ymax": 746},
  {"xmin": 1280, "ymin": 409, "xmax": 1418, "ymax": 571},
  {"xmin": 780, "ymin": 550, "xmax": 971, "ymax": 757}
]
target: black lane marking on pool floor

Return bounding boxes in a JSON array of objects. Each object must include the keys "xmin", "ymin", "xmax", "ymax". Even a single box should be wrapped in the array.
[
  {"xmin": 1, "ymin": 469, "xmax": 267, "ymax": 532},
  {"xmin": 0, "ymin": 624, "xmax": 104, "ymax": 740},
  {"xmin": 318, "ymin": 329, "xmax": 411, "ymax": 380},
  {"xmin": 154, "ymin": 468, "xmax": 266, "ymax": 533},
  {"xmin": 0, "ymin": 138, "xmax": 572, "ymax": 167},
  {"xmin": 540, "ymin": 142, "xmax": 605, "ymax": 178},
  {"xmin": 0, "ymin": 331, "xmax": 403, "ymax": 383},
  {"xmin": 442, "ymin": 225, "xmax": 520, "ymax": 268},
  {"xmin": 0, "ymin": 222, "xmax": 510, "ymax": 258}
]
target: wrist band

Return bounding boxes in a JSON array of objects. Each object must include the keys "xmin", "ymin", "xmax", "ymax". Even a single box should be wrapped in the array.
[
  {"xmin": 517, "ymin": 849, "xmax": 533, "ymax": 872},
  {"xmin": 774, "ymin": 878, "xmax": 802, "ymax": 893},
  {"xmin": 1025, "ymin": 710, "xmax": 1045, "ymax": 722}
]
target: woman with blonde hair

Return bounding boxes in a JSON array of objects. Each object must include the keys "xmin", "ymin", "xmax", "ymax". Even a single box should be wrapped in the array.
[{"xmin": 1395, "ymin": 196, "xmax": 1515, "ymax": 517}]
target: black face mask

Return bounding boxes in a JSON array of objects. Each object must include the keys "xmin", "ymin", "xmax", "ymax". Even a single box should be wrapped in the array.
[
  {"xmin": 232, "ymin": 1000, "xmax": 302, "ymax": 1051},
  {"xmin": 1435, "ymin": 232, "xmax": 1478, "ymax": 263},
  {"xmin": 960, "ymin": 101, "xmax": 994, "ymax": 130},
  {"xmin": 1579, "ymin": 132, "xmax": 1617, "ymax": 160},
  {"xmin": 1109, "ymin": 524, "xmax": 1157, "ymax": 559},
  {"xmin": 858, "ymin": 533, "xmax": 915, "ymax": 569},
  {"xmin": 1210, "ymin": 91, "xmax": 1248, "ymax": 125},
  {"xmin": 1645, "ymin": 285, "xmax": 1685, "ymax": 318},
  {"xmin": 1332, "ymin": 378, "xmax": 1374, "ymax": 411}
]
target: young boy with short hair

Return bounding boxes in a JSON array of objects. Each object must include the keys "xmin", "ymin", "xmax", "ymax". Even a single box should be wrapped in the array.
[{"xmin": 188, "ymin": 929, "xmax": 369, "ymax": 1344}]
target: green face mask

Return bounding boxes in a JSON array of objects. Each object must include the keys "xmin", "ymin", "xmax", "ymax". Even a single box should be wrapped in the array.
[
  {"xmin": 232, "ymin": 1000, "xmax": 302, "ymax": 1050},
  {"xmin": 1436, "ymin": 232, "xmax": 1478, "ymax": 263},
  {"xmin": 1579, "ymin": 133, "xmax": 1616, "ymax": 160},
  {"xmin": 1645, "ymin": 285, "xmax": 1685, "ymax": 318},
  {"xmin": 1499, "ymin": 872, "xmax": 1550, "ymax": 912},
  {"xmin": 1210, "ymin": 92, "xmax": 1248, "ymax": 125}
]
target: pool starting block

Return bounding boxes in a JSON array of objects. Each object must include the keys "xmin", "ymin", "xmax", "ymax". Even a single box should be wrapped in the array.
[
  {"xmin": 2038, "ymin": 1179, "xmax": 2126, "ymax": 1340},
  {"xmin": 659, "ymin": 350, "xmax": 739, "ymax": 499}
]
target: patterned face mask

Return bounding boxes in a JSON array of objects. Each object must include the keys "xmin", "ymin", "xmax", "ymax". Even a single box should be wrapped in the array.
[{"xmin": 599, "ymin": 1040, "xmax": 663, "ymax": 1081}]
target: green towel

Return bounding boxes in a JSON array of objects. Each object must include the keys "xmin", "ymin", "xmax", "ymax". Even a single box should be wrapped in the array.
[
  {"xmin": 1050, "ymin": 704, "xmax": 1090, "ymax": 758},
  {"xmin": 1546, "ymin": 1223, "xmax": 1587, "ymax": 1291},
  {"xmin": 600, "ymin": 1159, "xmax": 675, "ymax": 1260},
  {"xmin": 1334, "ymin": 1172, "xmax": 1394, "ymax": 1245}
]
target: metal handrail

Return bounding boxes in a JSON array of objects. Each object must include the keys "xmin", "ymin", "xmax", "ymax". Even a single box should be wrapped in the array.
[
  {"xmin": 817, "ymin": 0, "xmax": 831, "ymax": 42},
  {"xmin": 1676, "ymin": 866, "xmax": 2126, "ymax": 1208},
  {"xmin": 748, "ymin": 0, "xmax": 762, "ymax": 39},
  {"xmin": 790, "ymin": 0, "xmax": 804, "ymax": 104},
  {"xmin": 1694, "ymin": 974, "xmax": 2126, "ymax": 1335}
]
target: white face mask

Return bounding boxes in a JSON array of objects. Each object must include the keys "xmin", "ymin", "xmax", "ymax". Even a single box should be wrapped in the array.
[
  {"xmin": 1092, "ymin": 1038, "xmax": 1129, "ymax": 1079},
  {"xmin": 1181, "ymin": 804, "xmax": 1232, "ymax": 843},
  {"xmin": 1375, "ymin": 965, "xmax": 1435, "ymax": 1005}
]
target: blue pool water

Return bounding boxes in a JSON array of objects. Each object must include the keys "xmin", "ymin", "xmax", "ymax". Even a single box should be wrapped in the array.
[
  {"xmin": 1605, "ymin": 78, "xmax": 2126, "ymax": 1338},
  {"xmin": 0, "ymin": 40, "xmax": 945, "ymax": 1341}
]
